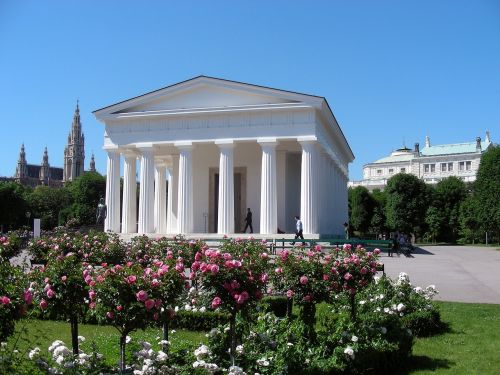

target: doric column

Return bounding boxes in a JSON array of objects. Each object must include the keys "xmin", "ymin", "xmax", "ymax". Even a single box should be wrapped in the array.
[
  {"xmin": 154, "ymin": 162, "xmax": 167, "ymax": 233},
  {"xmin": 138, "ymin": 147, "xmax": 155, "ymax": 234},
  {"xmin": 176, "ymin": 143, "xmax": 194, "ymax": 234},
  {"xmin": 216, "ymin": 140, "xmax": 235, "ymax": 234},
  {"xmin": 121, "ymin": 153, "xmax": 137, "ymax": 233},
  {"xmin": 104, "ymin": 150, "xmax": 121, "ymax": 233},
  {"xmin": 259, "ymin": 138, "xmax": 278, "ymax": 234},
  {"xmin": 166, "ymin": 156, "xmax": 179, "ymax": 234},
  {"xmin": 299, "ymin": 139, "xmax": 319, "ymax": 234}
]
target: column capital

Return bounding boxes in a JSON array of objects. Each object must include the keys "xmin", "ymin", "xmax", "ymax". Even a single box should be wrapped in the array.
[
  {"xmin": 257, "ymin": 137, "xmax": 278, "ymax": 147},
  {"xmin": 175, "ymin": 141, "xmax": 193, "ymax": 150},
  {"xmin": 103, "ymin": 147, "xmax": 121, "ymax": 155},
  {"xmin": 122, "ymin": 149, "xmax": 139, "ymax": 159},
  {"xmin": 297, "ymin": 136, "xmax": 318, "ymax": 146}
]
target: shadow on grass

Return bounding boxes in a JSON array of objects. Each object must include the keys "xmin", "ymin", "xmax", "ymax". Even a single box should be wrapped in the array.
[{"xmin": 397, "ymin": 355, "xmax": 454, "ymax": 374}]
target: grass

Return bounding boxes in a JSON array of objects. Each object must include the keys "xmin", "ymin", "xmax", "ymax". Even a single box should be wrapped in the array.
[
  {"xmin": 5, "ymin": 302, "xmax": 500, "ymax": 374},
  {"xmin": 7, "ymin": 319, "xmax": 206, "ymax": 368},
  {"xmin": 405, "ymin": 301, "xmax": 500, "ymax": 375}
]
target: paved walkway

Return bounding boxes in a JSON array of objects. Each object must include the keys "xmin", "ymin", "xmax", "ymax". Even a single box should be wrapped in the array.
[{"xmin": 382, "ymin": 245, "xmax": 500, "ymax": 304}]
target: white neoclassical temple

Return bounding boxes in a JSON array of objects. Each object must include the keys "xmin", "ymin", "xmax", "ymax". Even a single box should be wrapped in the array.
[{"xmin": 93, "ymin": 76, "xmax": 354, "ymax": 237}]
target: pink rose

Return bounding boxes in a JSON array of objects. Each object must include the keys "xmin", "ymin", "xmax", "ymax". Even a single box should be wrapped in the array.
[
  {"xmin": 210, "ymin": 264, "xmax": 219, "ymax": 274},
  {"xmin": 275, "ymin": 267, "xmax": 283, "ymax": 274},
  {"xmin": 0, "ymin": 296, "xmax": 10, "ymax": 305},
  {"xmin": 260, "ymin": 252, "xmax": 268, "ymax": 259},
  {"xmin": 126, "ymin": 275, "xmax": 137, "ymax": 284},
  {"xmin": 44, "ymin": 277, "xmax": 50, "ymax": 283},
  {"xmin": 303, "ymin": 295, "xmax": 312, "ymax": 302},
  {"xmin": 373, "ymin": 248, "xmax": 381, "ymax": 255},
  {"xmin": 89, "ymin": 302, "xmax": 96, "ymax": 309},
  {"xmin": 39, "ymin": 299, "xmax": 48, "ymax": 310},
  {"xmin": 323, "ymin": 274, "xmax": 330, "ymax": 281},
  {"xmin": 260, "ymin": 273, "xmax": 269, "ymax": 283},
  {"xmin": 230, "ymin": 280, "xmax": 240, "ymax": 290},
  {"xmin": 136, "ymin": 290, "xmax": 148, "ymax": 302},
  {"xmin": 24, "ymin": 290, "xmax": 33, "ymax": 305},
  {"xmin": 89, "ymin": 290, "xmax": 97, "ymax": 300},
  {"xmin": 153, "ymin": 312, "xmax": 159, "ymax": 321},
  {"xmin": 314, "ymin": 245, "xmax": 322, "ymax": 252},
  {"xmin": 151, "ymin": 279, "xmax": 160, "ymax": 287},
  {"xmin": 116, "ymin": 305, "xmax": 123, "ymax": 311},
  {"xmin": 155, "ymin": 299, "xmax": 162, "ymax": 308},
  {"xmin": 211, "ymin": 296, "xmax": 222, "ymax": 309},
  {"xmin": 106, "ymin": 311, "xmax": 114, "ymax": 319},
  {"xmin": 300, "ymin": 276, "xmax": 308, "ymax": 285},
  {"xmin": 61, "ymin": 276, "xmax": 67, "ymax": 282},
  {"xmin": 344, "ymin": 273, "xmax": 353, "ymax": 281},
  {"xmin": 360, "ymin": 267, "xmax": 368, "ymax": 275},
  {"xmin": 144, "ymin": 299, "xmax": 155, "ymax": 310},
  {"xmin": 194, "ymin": 252, "xmax": 202, "ymax": 261},
  {"xmin": 46, "ymin": 289, "xmax": 56, "ymax": 299},
  {"xmin": 286, "ymin": 290, "xmax": 294, "ymax": 298}
]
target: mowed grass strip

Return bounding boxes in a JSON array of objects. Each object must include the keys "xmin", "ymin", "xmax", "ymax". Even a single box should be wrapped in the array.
[
  {"xmin": 8, "ymin": 319, "xmax": 207, "ymax": 368},
  {"xmin": 407, "ymin": 302, "xmax": 500, "ymax": 375}
]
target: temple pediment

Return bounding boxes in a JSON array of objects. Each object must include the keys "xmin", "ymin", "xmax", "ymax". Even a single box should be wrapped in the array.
[{"xmin": 94, "ymin": 76, "xmax": 322, "ymax": 119}]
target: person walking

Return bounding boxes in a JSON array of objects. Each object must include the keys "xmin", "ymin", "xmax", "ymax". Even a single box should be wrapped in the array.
[
  {"xmin": 243, "ymin": 208, "xmax": 253, "ymax": 233},
  {"xmin": 291, "ymin": 215, "xmax": 304, "ymax": 245}
]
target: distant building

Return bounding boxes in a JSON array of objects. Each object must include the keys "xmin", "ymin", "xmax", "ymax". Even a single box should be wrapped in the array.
[
  {"xmin": 7, "ymin": 102, "xmax": 95, "ymax": 188},
  {"xmin": 349, "ymin": 132, "xmax": 493, "ymax": 191}
]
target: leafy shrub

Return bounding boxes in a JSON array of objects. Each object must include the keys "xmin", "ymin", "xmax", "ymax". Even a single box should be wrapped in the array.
[
  {"xmin": 260, "ymin": 295, "xmax": 288, "ymax": 318},
  {"xmin": 171, "ymin": 310, "xmax": 229, "ymax": 331}
]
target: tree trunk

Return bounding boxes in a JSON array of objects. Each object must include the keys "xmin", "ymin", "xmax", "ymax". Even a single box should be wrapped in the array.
[
  {"xmin": 70, "ymin": 314, "xmax": 79, "ymax": 356},
  {"xmin": 119, "ymin": 333, "xmax": 127, "ymax": 373},
  {"xmin": 162, "ymin": 319, "xmax": 169, "ymax": 353},
  {"xmin": 229, "ymin": 310, "xmax": 236, "ymax": 366}
]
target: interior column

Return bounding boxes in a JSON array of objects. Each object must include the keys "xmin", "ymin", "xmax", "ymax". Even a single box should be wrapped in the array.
[
  {"xmin": 177, "ymin": 143, "xmax": 194, "ymax": 234},
  {"xmin": 216, "ymin": 140, "xmax": 235, "ymax": 234},
  {"xmin": 121, "ymin": 153, "xmax": 137, "ymax": 233},
  {"xmin": 166, "ymin": 155, "xmax": 179, "ymax": 234},
  {"xmin": 259, "ymin": 138, "xmax": 278, "ymax": 234},
  {"xmin": 138, "ymin": 147, "xmax": 155, "ymax": 234},
  {"xmin": 154, "ymin": 163, "xmax": 167, "ymax": 233}
]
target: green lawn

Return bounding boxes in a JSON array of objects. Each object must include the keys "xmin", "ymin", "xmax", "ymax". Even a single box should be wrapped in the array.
[
  {"xmin": 6, "ymin": 302, "xmax": 500, "ymax": 374},
  {"xmin": 405, "ymin": 302, "xmax": 500, "ymax": 375}
]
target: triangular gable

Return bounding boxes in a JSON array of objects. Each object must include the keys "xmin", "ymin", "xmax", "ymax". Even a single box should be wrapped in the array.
[{"xmin": 94, "ymin": 76, "xmax": 323, "ymax": 117}]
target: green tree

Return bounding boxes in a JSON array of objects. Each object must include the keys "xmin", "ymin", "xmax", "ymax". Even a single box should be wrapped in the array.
[
  {"xmin": 473, "ymin": 146, "xmax": 500, "ymax": 242},
  {"xmin": 425, "ymin": 206, "xmax": 444, "ymax": 243},
  {"xmin": 459, "ymin": 195, "xmax": 481, "ymax": 244},
  {"xmin": 431, "ymin": 177, "xmax": 467, "ymax": 242},
  {"xmin": 385, "ymin": 173, "xmax": 431, "ymax": 236},
  {"xmin": 0, "ymin": 182, "xmax": 30, "ymax": 231},
  {"xmin": 370, "ymin": 189, "xmax": 387, "ymax": 235},
  {"xmin": 66, "ymin": 172, "xmax": 106, "ymax": 225},
  {"xmin": 348, "ymin": 186, "xmax": 374, "ymax": 234},
  {"xmin": 27, "ymin": 185, "xmax": 72, "ymax": 229}
]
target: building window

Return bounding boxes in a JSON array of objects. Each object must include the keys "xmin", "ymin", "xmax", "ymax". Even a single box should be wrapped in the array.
[
  {"xmin": 424, "ymin": 164, "xmax": 435, "ymax": 173},
  {"xmin": 424, "ymin": 164, "xmax": 429, "ymax": 173},
  {"xmin": 448, "ymin": 163, "xmax": 453, "ymax": 171},
  {"xmin": 400, "ymin": 167, "xmax": 406, "ymax": 173},
  {"xmin": 466, "ymin": 161, "xmax": 471, "ymax": 170},
  {"xmin": 431, "ymin": 164, "xmax": 435, "ymax": 172},
  {"xmin": 377, "ymin": 169, "xmax": 382, "ymax": 175},
  {"xmin": 441, "ymin": 163, "xmax": 447, "ymax": 172},
  {"xmin": 389, "ymin": 168, "xmax": 394, "ymax": 174},
  {"xmin": 459, "ymin": 162, "xmax": 465, "ymax": 171}
]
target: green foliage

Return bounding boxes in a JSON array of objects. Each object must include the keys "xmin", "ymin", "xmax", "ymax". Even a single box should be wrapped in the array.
[
  {"xmin": 170, "ymin": 310, "xmax": 230, "ymax": 331},
  {"xmin": 0, "ymin": 182, "xmax": 30, "ymax": 230},
  {"xmin": 260, "ymin": 295, "xmax": 288, "ymax": 318},
  {"xmin": 471, "ymin": 146, "xmax": 500, "ymax": 233},
  {"xmin": 0, "ymin": 259, "xmax": 27, "ymax": 341},
  {"xmin": 385, "ymin": 173, "xmax": 431, "ymax": 235},
  {"xmin": 66, "ymin": 172, "xmax": 106, "ymax": 226},
  {"xmin": 348, "ymin": 186, "xmax": 375, "ymax": 234},
  {"xmin": 27, "ymin": 186, "xmax": 72, "ymax": 230}
]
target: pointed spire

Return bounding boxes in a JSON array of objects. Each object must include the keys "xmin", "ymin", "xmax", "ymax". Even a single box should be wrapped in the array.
[
  {"xmin": 42, "ymin": 147, "xmax": 49, "ymax": 165},
  {"xmin": 90, "ymin": 152, "xmax": 96, "ymax": 172},
  {"xmin": 485, "ymin": 130, "xmax": 491, "ymax": 143},
  {"xmin": 425, "ymin": 135, "xmax": 431, "ymax": 148},
  {"xmin": 15, "ymin": 143, "xmax": 28, "ymax": 179}
]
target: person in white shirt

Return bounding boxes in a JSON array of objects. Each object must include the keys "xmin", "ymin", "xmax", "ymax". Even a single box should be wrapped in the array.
[{"xmin": 291, "ymin": 215, "xmax": 304, "ymax": 245}]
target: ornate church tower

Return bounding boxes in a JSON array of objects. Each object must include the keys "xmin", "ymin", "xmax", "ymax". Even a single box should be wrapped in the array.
[
  {"xmin": 15, "ymin": 143, "xmax": 28, "ymax": 180},
  {"xmin": 39, "ymin": 147, "xmax": 51, "ymax": 185},
  {"xmin": 89, "ymin": 152, "xmax": 96, "ymax": 172},
  {"xmin": 63, "ymin": 101, "xmax": 85, "ymax": 181}
]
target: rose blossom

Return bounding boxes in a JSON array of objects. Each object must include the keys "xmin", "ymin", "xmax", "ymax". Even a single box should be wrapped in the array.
[
  {"xmin": 116, "ymin": 305, "xmax": 123, "ymax": 311},
  {"xmin": 106, "ymin": 311, "xmax": 114, "ymax": 319},
  {"xmin": 0, "ymin": 296, "xmax": 11, "ymax": 305},
  {"xmin": 136, "ymin": 290, "xmax": 148, "ymax": 302},
  {"xmin": 286, "ymin": 290, "xmax": 294, "ymax": 298},
  {"xmin": 299, "ymin": 276, "xmax": 308, "ymax": 285},
  {"xmin": 211, "ymin": 296, "xmax": 222, "ymax": 309},
  {"xmin": 275, "ymin": 267, "xmax": 283, "ymax": 274},
  {"xmin": 60, "ymin": 276, "xmax": 67, "ymax": 282},
  {"xmin": 24, "ymin": 290, "xmax": 33, "ymax": 305},
  {"xmin": 126, "ymin": 275, "xmax": 137, "ymax": 284},
  {"xmin": 39, "ymin": 299, "xmax": 48, "ymax": 310},
  {"xmin": 46, "ymin": 289, "xmax": 56, "ymax": 299},
  {"xmin": 89, "ymin": 290, "xmax": 97, "ymax": 300},
  {"xmin": 210, "ymin": 264, "xmax": 219, "ymax": 274},
  {"xmin": 144, "ymin": 299, "xmax": 155, "ymax": 310},
  {"xmin": 260, "ymin": 273, "xmax": 269, "ymax": 283}
]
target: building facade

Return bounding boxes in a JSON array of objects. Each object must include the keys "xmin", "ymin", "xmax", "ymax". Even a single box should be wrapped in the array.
[
  {"xmin": 94, "ymin": 76, "xmax": 354, "ymax": 237},
  {"xmin": 10, "ymin": 103, "xmax": 95, "ymax": 188},
  {"xmin": 349, "ymin": 132, "xmax": 493, "ymax": 191}
]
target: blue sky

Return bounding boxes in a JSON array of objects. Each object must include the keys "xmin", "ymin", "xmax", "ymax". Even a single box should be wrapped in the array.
[{"xmin": 1, "ymin": 0, "xmax": 499, "ymax": 181}]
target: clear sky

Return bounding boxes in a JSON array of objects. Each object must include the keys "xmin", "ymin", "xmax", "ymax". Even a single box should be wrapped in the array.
[{"xmin": 1, "ymin": 0, "xmax": 499, "ymax": 181}]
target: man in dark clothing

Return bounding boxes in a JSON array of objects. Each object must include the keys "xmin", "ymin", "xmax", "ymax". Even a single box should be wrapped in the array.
[{"xmin": 243, "ymin": 208, "xmax": 253, "ymax": 233}]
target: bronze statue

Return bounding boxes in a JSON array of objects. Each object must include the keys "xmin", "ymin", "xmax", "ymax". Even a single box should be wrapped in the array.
[{"xmin": 96, "ymin": 198, "xmax": 107, "ymax": 225}]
